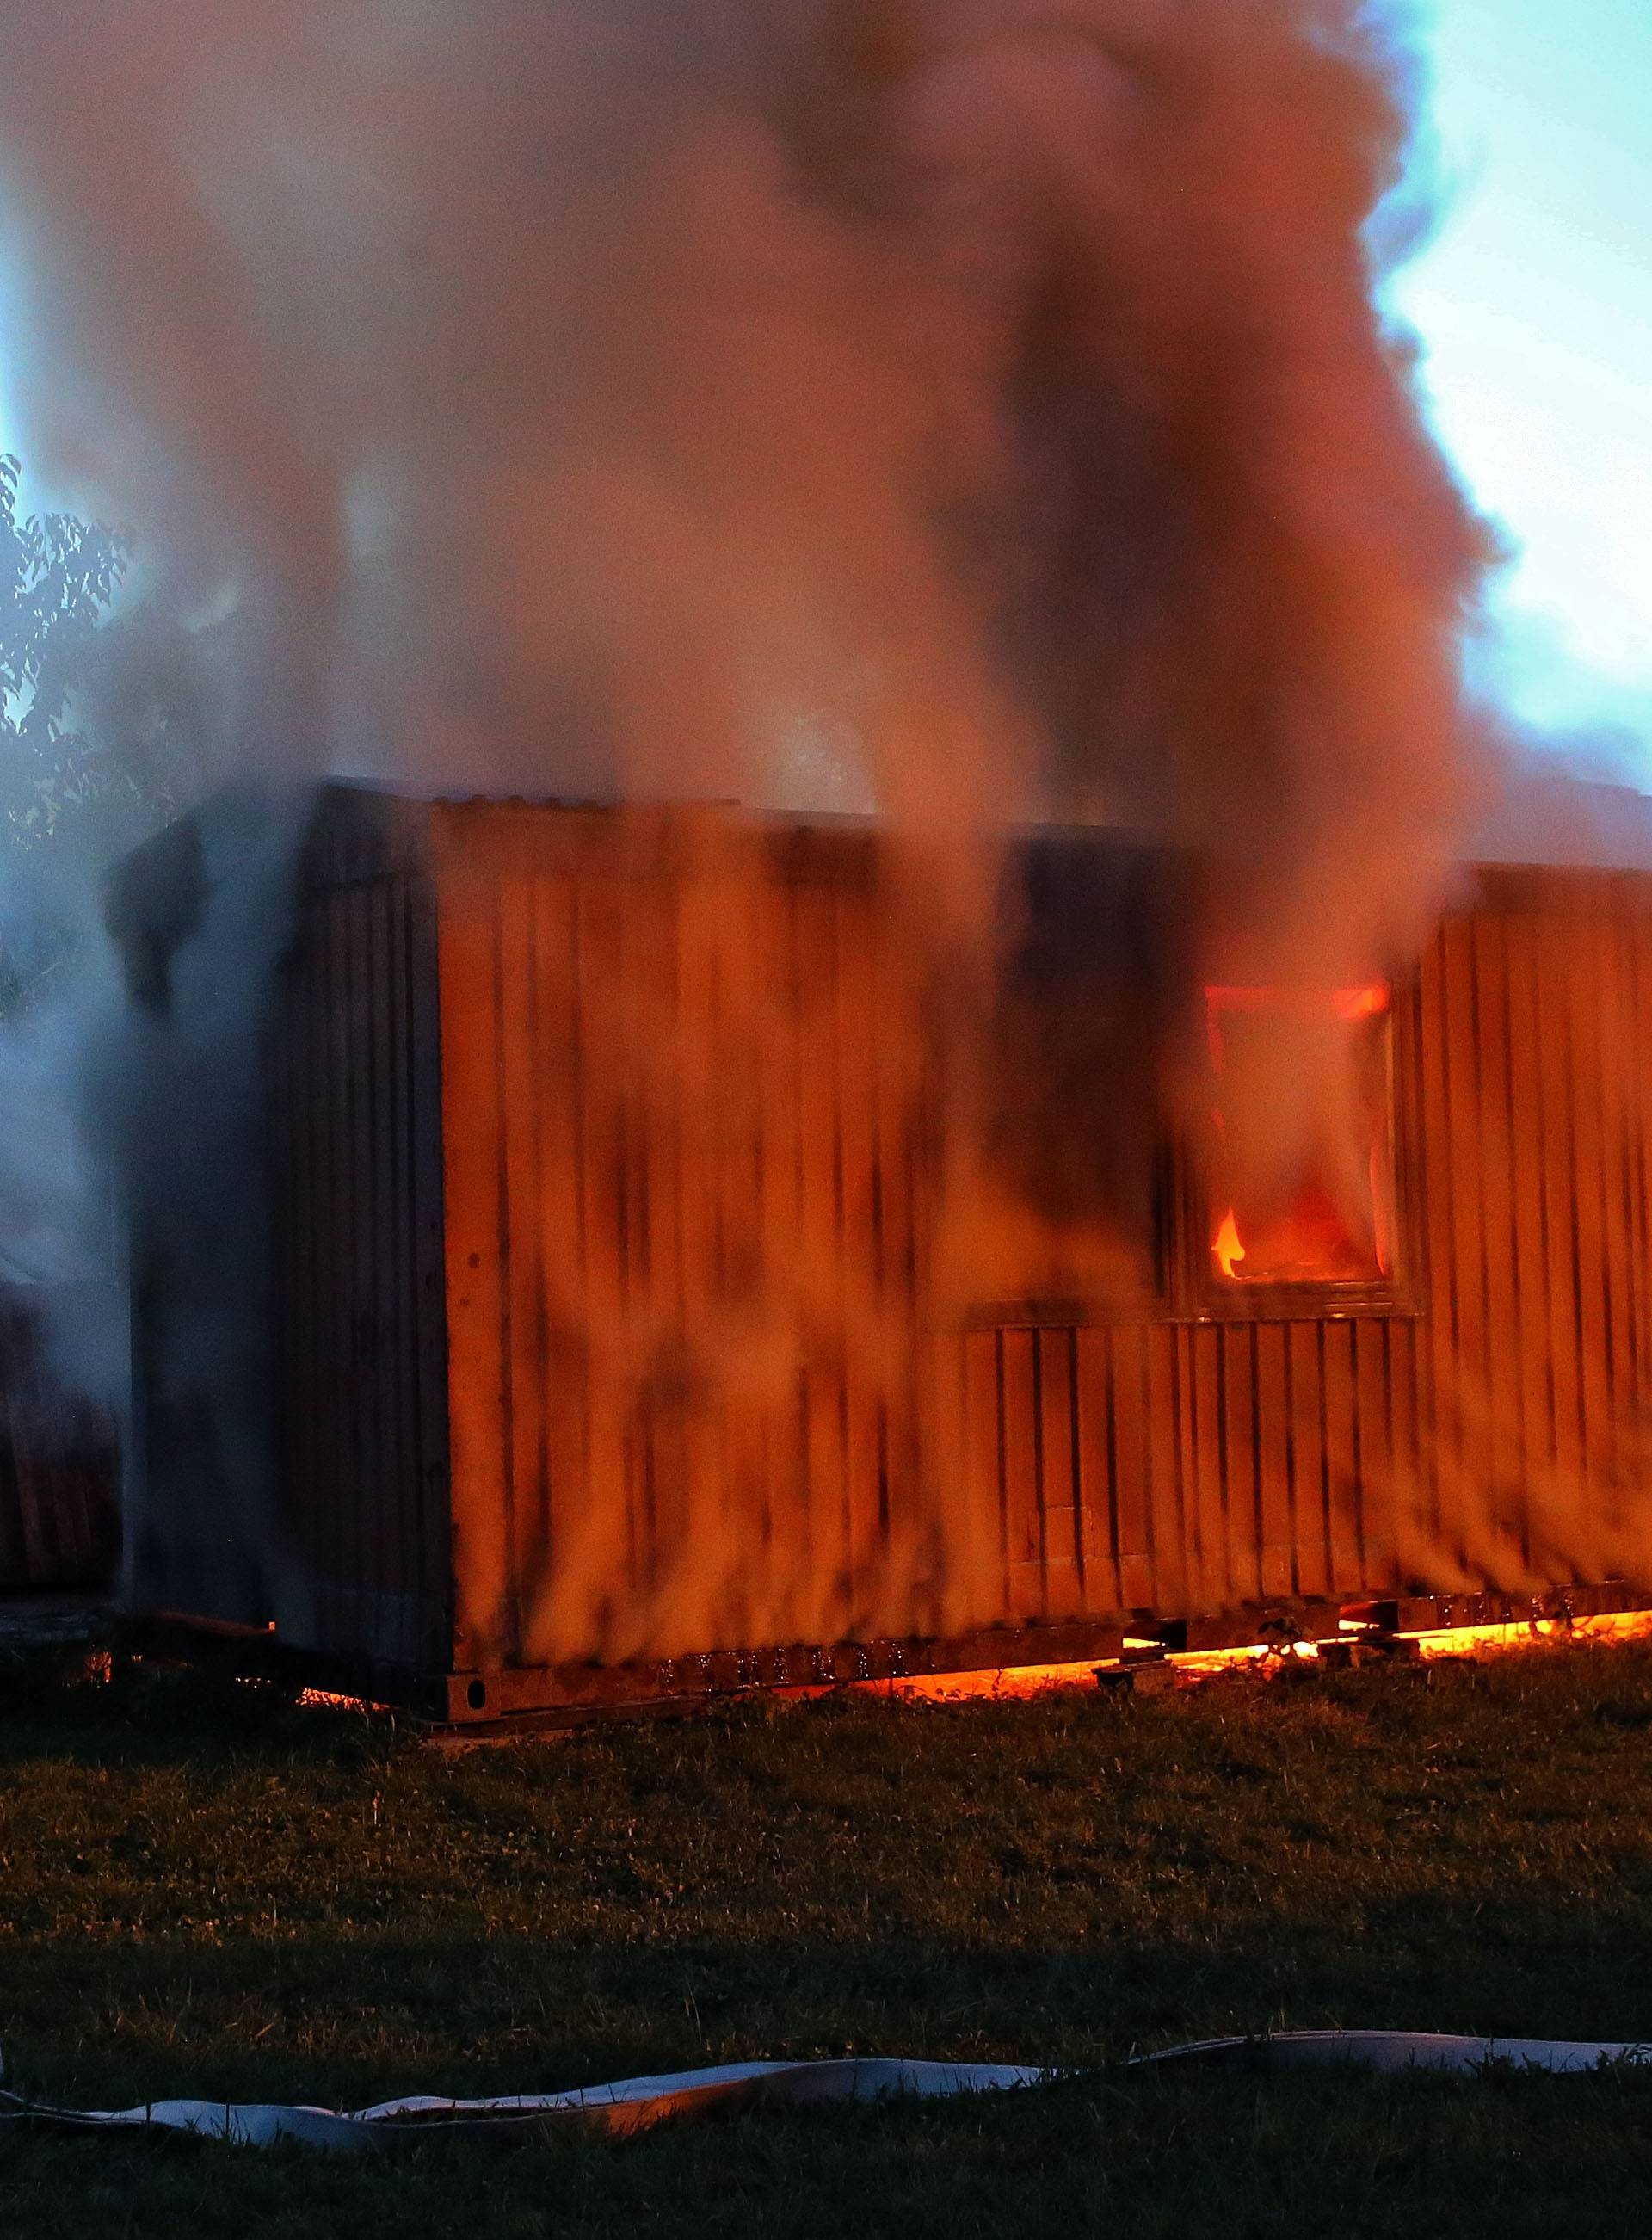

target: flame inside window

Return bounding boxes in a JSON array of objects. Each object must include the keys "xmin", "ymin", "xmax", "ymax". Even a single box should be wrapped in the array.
[{"xmin": 1205, "ymin": 982, "xmax": 1396, "ymax": 1288}]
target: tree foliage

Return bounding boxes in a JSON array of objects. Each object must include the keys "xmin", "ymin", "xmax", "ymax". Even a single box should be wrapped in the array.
[{"xmin": 0, "ymin": 450, "xmax": 139, "ymax": 849}]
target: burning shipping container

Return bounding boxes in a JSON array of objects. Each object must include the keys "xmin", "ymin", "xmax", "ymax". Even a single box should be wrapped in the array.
[{"xmin": 108, "ymin": 784, "xmax": 1652, "ymax": 1717}]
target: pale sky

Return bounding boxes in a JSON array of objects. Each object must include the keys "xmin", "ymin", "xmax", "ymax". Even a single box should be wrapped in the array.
[{"xmin": 1389, "ymin": 0, "xmax": 1652, "ymax": 759}]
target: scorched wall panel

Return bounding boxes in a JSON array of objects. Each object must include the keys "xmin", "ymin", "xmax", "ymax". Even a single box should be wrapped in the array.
[{"xmin": 429, "ymin": 805, "xmax": 948, "ymax": 1674}]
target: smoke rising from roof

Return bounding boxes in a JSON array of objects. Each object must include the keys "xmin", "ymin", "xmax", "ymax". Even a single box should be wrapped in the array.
[
  {"xmin": 0, "ymin": 0, "xmax": 1516, "ymax": 1631},
  {"xmin": 0, "ymin": 0, "xmax": 1490, "ymax": 940}
]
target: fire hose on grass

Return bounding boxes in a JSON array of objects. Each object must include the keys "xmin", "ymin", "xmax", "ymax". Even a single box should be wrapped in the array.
[{"xmin": 3, "ymin": 2033, "xmax": 1650, "ymax": 2151}]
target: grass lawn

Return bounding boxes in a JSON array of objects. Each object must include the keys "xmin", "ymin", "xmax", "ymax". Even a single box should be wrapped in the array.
[{"xmin": 4, "ymin": 1638, "xmax": 1652, "ymax": 2236}]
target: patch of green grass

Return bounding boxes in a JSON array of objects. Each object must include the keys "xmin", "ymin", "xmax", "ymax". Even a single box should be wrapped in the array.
[{"xmin": 5, "ymin": 1642, "xmax": 1652, "ymax": 2235}]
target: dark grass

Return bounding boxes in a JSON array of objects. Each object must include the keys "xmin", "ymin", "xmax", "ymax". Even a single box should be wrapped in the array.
[{"xmin": 5, "ymin": 1638, "xmax": 1652, "ymax": 2235}]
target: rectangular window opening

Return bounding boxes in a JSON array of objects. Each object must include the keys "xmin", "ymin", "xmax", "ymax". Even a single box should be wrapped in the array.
[{"xmin": 1203, "ymin": 981, "xmax": 1398, "ymax": 1299}]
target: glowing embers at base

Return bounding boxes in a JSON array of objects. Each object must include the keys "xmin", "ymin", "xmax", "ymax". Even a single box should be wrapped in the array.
[
  {"xmin": 1205, "ymin": 982, "xmax": 1396, "ymax": 1290},
  {"xmin": 845, "ymin": 1611, "xmax": 1652, "ymax": 1702},
  {"xmin": 1407, "ymin": 1610, "xmax": 1652, "ymax": 1659},
  {"xmin": 298, "ymin": 1686, "xmax": 386, "ymax": 1712}
]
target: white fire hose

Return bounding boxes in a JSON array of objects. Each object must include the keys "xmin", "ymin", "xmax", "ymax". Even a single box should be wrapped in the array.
[{"xmin": 3, "ymin": 2033, "xmax": 1649, "ymax": 2151}]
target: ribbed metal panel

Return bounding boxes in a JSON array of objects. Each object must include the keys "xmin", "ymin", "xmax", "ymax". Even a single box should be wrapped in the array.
[
  {"xmin": 956, "ymin": 866, "xmax": 1652, "ymax": 1626},
  {"xmin": 0, "ymin": 1285, "xmax": 119, "ymax": 1592},
  {"xmin": 958, "ymin": 1315, "xmax": 1424, "ymax": 1626},
  {"xmin": 119, "ymin": 788, "xmax": 1652, "ymax": 1696},
  {"xmin": 263, "ymin": 792, "xmax": 451, "ymax": 1674},
  {"xmin": 433, "ymin": 807, "xmax": 942, "ymax": 1671}
]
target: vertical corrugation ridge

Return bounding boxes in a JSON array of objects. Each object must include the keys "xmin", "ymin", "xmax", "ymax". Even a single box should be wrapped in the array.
[
  {"xmin": 1246, "ymin": 1325, "xmax": 1264, "ymax": 1598},
  {"xmin": 829, "ymin": 889, "xmax": 852, "ymax": 1594},
  {"xmin": 1182, "ymin": 1326, "xmax": 1203, "ymax": 1605},
  {"xmin": 1100, "ymin": 1329, "xmax": 1121, "ymax": 1609},
  {"xmin": 323, "ymin": 885, "xmax": 348, "ymax": 1643},
  {"xmin": 1350, "ymin": 1319, "xmax": 1368, "ymax": 1582},
  {"xmin": 1527, "ymin": 910, "xmax": 1562, "ymax": 1522},
  {"xmin": 993, "ymin": 1329, "xmax": 1010, "ymax": 1610},
  {"xmin": 386, "ymin": 873, "xmax": 416, "ymax": 1663},
  {"xmin": 1199, "ymin": 1325, "xmax": 1226, "ymax": 1613},
  {"xmin": 1592, "ymin": 908, "xmax": 1625, "ymax": 1490},
  {"xmin": 411, "ymin": 855, "xmax": 453, "ymax": 1675},
  {"xmin": 1138, "ymin": 1331, "xmax": 1156, "ymax": 1608},
  {"xmin": 1560, "ymin": 923, "xmax": 1591, "ymax": 1489},
  {"xmin": 1030, "ymin": 1330, "xmax": 1047, "ymax": 1617},
  {"xmin": 1612, "ymin": 892, "xmax": 1646, "ymax": 1427},
  {"xmin": 527, "ymin": 879, "xmax": 554, "ymax": 1607},
  {"xmin": 490, "ymin": 881, "xmax": 520, "ymax": 1663},
  {"xmin": 1067, "ymin": 1328, "xmax": 1086, "ymax": 1606},
  {"xmin": 1493, "ymin": 912, "xmax": 1532, "ymax": 1571},
  {"xmin": 1430, "ymin": 923, "xmax": 1459, "ymax": 1557},
  {"xmin": 1315, "ymin": 1320, "xmax": 1332, "ymax": 1567},
  {"xmin": 344, "ymin": 881, "xmax": 367, "ymax": 1653},
  {"xmin": 1466, "ymin": 916, "xmax": 1495, "ymax": 1450}
]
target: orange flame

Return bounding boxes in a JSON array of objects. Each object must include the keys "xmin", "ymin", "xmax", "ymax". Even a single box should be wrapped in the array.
[
  {"xmin": 1214, "ymin": 1207, "xmax": 1246, "ymax": 1279},
  {"xmin": 1333, "ymin": 982, "xmax": 1390, "ymax": 1021}
]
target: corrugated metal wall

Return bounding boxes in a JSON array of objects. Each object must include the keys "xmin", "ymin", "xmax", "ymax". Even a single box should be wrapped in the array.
[
  {"xmin": 958, "ymin": 867, "xmax": 1652, "ymax": 1626},
  {"xmin": 0, "ymin": 1286, "xmax": 120, "ymax": 1592},
  {"xmin": 246, "ymin": 796, "xmax": 1652, "ymax": 1688},
  {"xmin": 432, "ymin": 806, "xmax": 948, "ymax": 1671},
  {"xmin": 428, "ymin": 817, "xmax": 1652, "ymax": 1673},
  {"xmin": 1414, "ymin": 868, "xmax": 1652, "ymax": 1588},
  {"xmin": 265, "ymin": 800, "xmax": 452, "ymax": 1672},
  {"xmin": 958, "ymin": 1317, "xmax": 1425, "ymax": 1626}
]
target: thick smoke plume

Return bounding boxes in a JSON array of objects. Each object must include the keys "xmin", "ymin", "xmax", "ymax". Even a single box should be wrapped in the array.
[
  {"xmin": 0, "ymin": 0, "xmax": 1547, "ymax": 1643},
  {"xmin": 0, "ymin": 2, "xmax": 1488, "ymax": 876}
]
